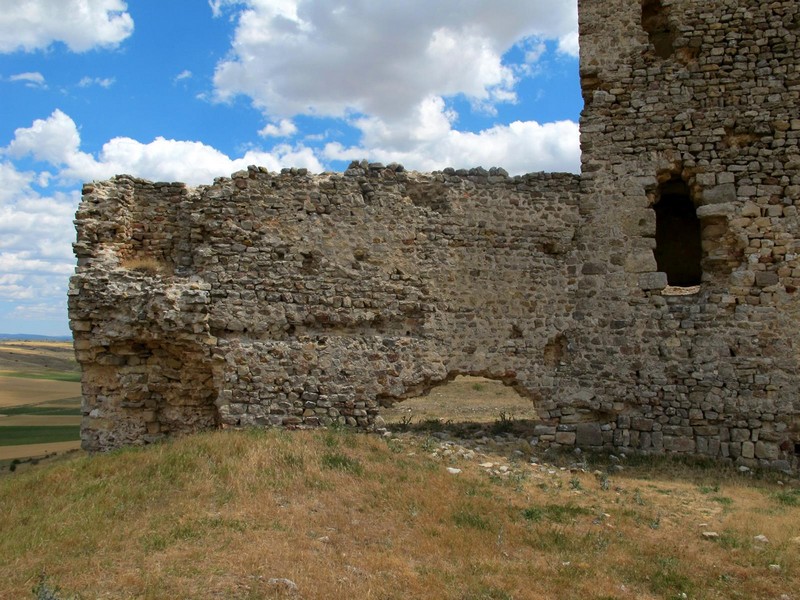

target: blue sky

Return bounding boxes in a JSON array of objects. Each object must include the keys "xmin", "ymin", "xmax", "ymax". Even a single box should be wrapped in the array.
[{"xmin": 0, "ymin": 0, "xmax": 581, "ymax": 336}]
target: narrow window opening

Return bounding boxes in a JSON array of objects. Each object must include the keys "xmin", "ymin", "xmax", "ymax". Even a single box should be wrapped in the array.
[
  {"xmin": 654, "ymin": 178, "xmax": 702, "ymax": 287},
  {"xmin": 642, "ymin": 0, "xmax": 676, "ymax": 59}
]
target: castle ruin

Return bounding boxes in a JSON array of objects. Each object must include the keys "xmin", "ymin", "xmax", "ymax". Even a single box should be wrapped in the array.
[{"xmin": 69, "ymin": 0, "xmax": 800, "ymax": 470}]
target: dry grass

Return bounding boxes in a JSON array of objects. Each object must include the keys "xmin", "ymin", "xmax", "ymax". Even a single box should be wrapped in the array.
[
  {"xmin": 0, "ymin": 428, "xmax": 797, "ymax": 600},
  {"xmin": 119, "ymin": 256, "xmax": 167, "ymax": 275}
]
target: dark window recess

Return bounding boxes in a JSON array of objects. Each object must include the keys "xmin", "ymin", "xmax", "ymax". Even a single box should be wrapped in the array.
[
  {"xmin": 642, "ymin": 0, "xmax": 676, "ymax": 59},
  {"xmin": 654, "ymin": 178, "xmax": 702, "ymax": 287}
]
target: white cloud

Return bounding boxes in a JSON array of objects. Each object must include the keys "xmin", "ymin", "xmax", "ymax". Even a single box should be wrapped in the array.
[
  {"xmin": 0, "ymin": 0, "xmax": 134, "ymax": 53},
  {"xmin": 174, "ymin": 70, "xmax": 193, "ymax": 83},
  {"xmin": 212, "ymin": 0, "xmax": 578, "ymax": 121},
  {"xmin": 557, "ymin": 31, "xmax": 580, "ymax": 57},
  {"xmin": 78, "ymin": 76, "xmax": 115, "ymax": 88},
  {"xmin": 0, "ymin": 179, "xmax": 79, "ymax": 307},
  {"xmin": 5, "ymin": 109, "xmax": 323, "ymax": 186},
  {"xmin": 5, "ymin": 109, "xmax": 83, "ymax": 165},
  {"xmin": 0, "ymin": 161, "xmax": 36, "ymax": 203},
  {"xmin": 10, "ymin": 301, "xmax": 68, "ymax": 321},
  {"xmin": 85, "ymin": 137, "xmax": 323, "ymax": 185},
  {"xmin": 9, "ymin": 71, "xmax": 46, "ymax": 88},
  {"xmin": 208, "ymin": 0, "xmax": 226, "ymax": 18},
  {"xmin": 259, "ymin": 119, "xmax": 297, "ymax": 138},
  {"xmin": 209, "ymin": 0, "xmax": 580, "ymax": 175},
  {"xmin": 325, "ymin": 96, "xmax": 580, "ymax": 174}
]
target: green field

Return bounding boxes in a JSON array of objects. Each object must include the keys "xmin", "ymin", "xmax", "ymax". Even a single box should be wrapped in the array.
[
  {"xmin": 1, "ymin": 404, "xmax": 81, "ymax": 416},
  {"xmin": 1, "ymin": 396, "xmax": 82, "ymax": 417},
  {"xmin": 0, "ymin": 426, "xmax": 81, "ymax": 446}
]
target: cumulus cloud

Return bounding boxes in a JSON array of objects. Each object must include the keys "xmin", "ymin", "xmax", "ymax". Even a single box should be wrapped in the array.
[
  {"xmin": 5, "ymin": 109, "xmax": 323, "ymax": 186},
  {"xmin": 259, "ymin": 119, "xmax": 298, "ymax": 138},
  {"xmin": 0, "ymin": 109, "xmax": 326, "ymax": 331},
  {"xmin": 209, "ymin": 0, "xmax": 580, "ymax": 174},
  {"xmin": 0, "ymin": 161, "xmax": 36, "ymax": 203},
  {"xmin": 557, "ymin": 31, "xmax": 580, "ymax": 57},
  {"xmin": 9, "ymin": 71, "xmax": 47, "ymax": 88},
  {"xmin": 212, "ymin": 0, "xmax": 578, "ymax": 121},
  {"xmin": 325, "ymin": 97, "xmax": 580, "ymax": 174},
  {"xmin": 0, "ymin": 0, "xmax": 134, "ymax": 53},
  {"xmin": 0, "ymin": 163, "xmax": 78, "ymax": 311},
  {"xmin": 5, "ymin": 109, "xmax": 83, "ymax": 165}
]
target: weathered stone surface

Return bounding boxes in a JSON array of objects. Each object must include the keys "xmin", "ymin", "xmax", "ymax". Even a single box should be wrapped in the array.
[
  {"xmin": 576, "ymin": 423, "xmax": 604, "ymax": 447},
  {"xmin": 639, "ymin": 272, "xmax": 668, "ymax": 290},
  {"xmin": 69, "ymin": 0, "xmax": 800, "ymax": 472}
]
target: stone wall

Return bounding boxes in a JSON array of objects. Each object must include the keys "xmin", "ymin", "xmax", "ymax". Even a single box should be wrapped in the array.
[
  {"xmin": 69, "ymin": 0, "xmax": 800, "ymax": 470},
  {"xmin": 575, "ymin": 0, "xmax": 800, "ymax": 468}
]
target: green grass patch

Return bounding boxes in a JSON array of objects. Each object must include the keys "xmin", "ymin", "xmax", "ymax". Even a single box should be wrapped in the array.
[
  {"xmin": 521, "ymin": 503, "xmax": 593, "ymax": 524},
  {"xmin": 321, "ymin": 452, "xmax": 363, "ymax": 475},
  {"xmin": 699, "ymin": 484, "xmax": 720, "ymax": 494},
  {"xmin": 649, "ymin": 557, "xmax": 694, "ymax": 596},
  {"xmin": 0, "ymin": 425, "xmax": 80, "ymax": 446},
  {"xmin": 1, "ymin": 405, "xmax": 81, "ymax": 416},
  {"xmin": 711, "ymin": 495, "xmax": 734, "ymax": 507},
  {"xmin": 452, "ymin": 508, "xmax": 492, "ymax": 531},
  {"xmin": 0, "ymin": 370, "xmax": 80, "ymax": 382},
  {"xmin": 771, "ymin": 488, "xmax": 800, "ymax": 507}
]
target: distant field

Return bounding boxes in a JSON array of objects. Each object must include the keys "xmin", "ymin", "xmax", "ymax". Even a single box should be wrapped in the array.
[
  {"xmin": 0, "ymin": 400, "xmax": 81, "ymax": 416},
  {"xmin": 0, "ymin": 370, "xmax": 80, "ymax": 382},
  {"xmin": 0, "ymin": 415, "xmax": 81, "ymax": 427},
  {"xmin": 382, "ymin": 375, "xmax": 535, "ymax": 424},
  {"xmin": 0, "ymin": 340, "xmax": 78, "ymax": 374},
  {"xmin": 0, "ymin": 376, "xmax": 81, "ymax": 407},
  {"xmin": 0, "ymin": 341, "xmax": 82, "ymax": 463},
  {"xmin": 0, "ymin": 441, "xmax": 81, "ymax": 461},
  {"xmin": 0, "ymin": 426, "xmax": 80, "ymax": 446}
]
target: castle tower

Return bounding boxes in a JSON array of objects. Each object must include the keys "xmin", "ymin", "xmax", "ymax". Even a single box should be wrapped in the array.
[{"xmin": 576, "ymin": 0, "xmax": 800, "ymax": 466}]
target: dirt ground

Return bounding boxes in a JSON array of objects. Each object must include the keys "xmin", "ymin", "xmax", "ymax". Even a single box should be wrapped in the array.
[
  {"xmin": 382, "ymin": 375, "xmax": 536, "ymax": 424},
  {"xmin": 0, "ymin": 376, "xmax": 81, "ymax": 408}
]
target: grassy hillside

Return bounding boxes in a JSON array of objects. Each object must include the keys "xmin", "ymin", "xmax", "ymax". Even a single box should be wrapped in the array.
[{"xmin": 1, "ymin": 428, "xmax": 798, "ymax": 600}]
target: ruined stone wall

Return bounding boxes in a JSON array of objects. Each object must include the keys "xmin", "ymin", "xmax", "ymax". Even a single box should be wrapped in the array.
[
  {"xmin": 70, "ymin": 0, "xmax": 800, "ymax": 470},
  {"xmin": 70, "ymin": 169, "xmax": 586, "ymax": 450}
]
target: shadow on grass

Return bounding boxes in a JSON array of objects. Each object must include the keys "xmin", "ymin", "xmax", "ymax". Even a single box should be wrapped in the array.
[{"xmin": 386, "ymin": 416, "xmax": 542, "ymax": 440}]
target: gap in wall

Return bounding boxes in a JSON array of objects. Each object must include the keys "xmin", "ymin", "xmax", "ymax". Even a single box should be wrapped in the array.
[{"xmin": 381, "ymin": 375, "xmax": 540, "ymax": 446}]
